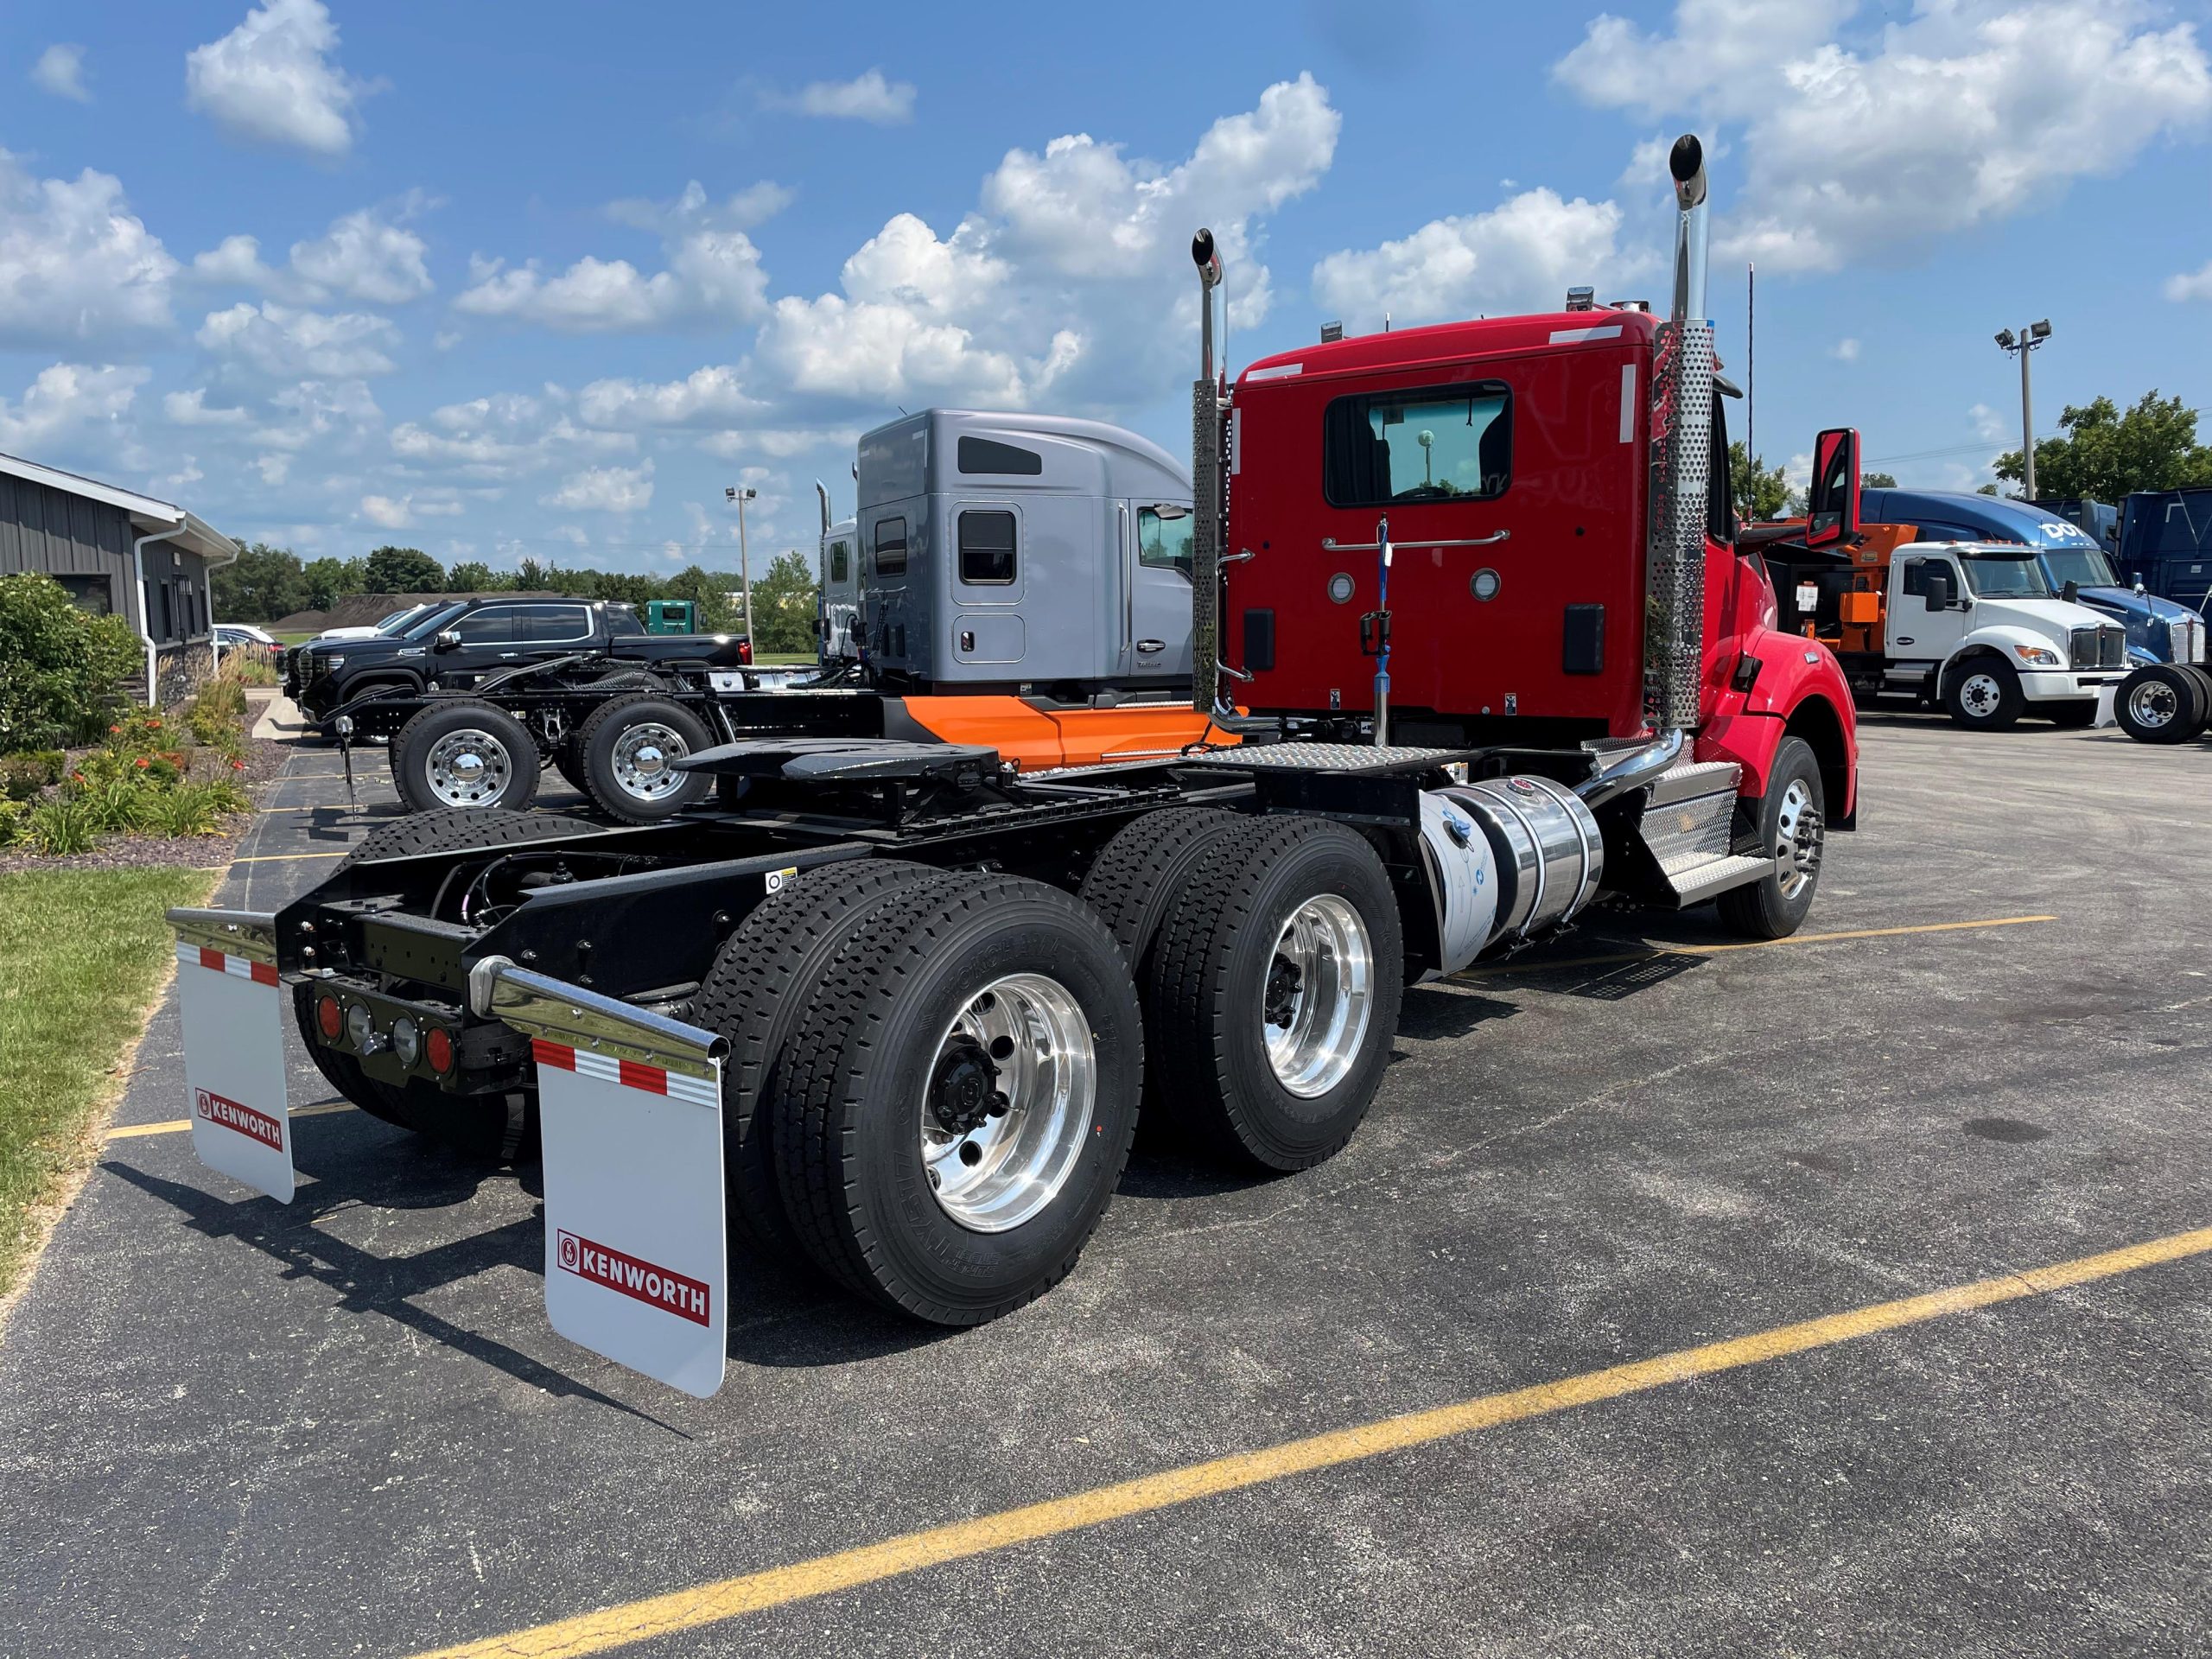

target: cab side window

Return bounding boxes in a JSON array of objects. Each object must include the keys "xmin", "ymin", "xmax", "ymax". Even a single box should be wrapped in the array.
[
  {"xmin": 958, "ymin": 510, "xmax": 1017, "ymax": 585},
  {"xmin": 451, "ymin": 607, "xmax": 514, "ymax": 643},
  {"xmin": 1139, "ymin": 506, "xmax": 1194, "ymax": 577},
  {"xmin": 830, "ymin": 539, "xmax": 850, "ymax": 583},
  {"xmin": 874, "ymin": 517, "xmax": 908, "ymax": 577}
]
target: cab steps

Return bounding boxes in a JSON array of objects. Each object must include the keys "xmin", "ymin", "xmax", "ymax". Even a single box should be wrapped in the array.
[{"xmin": 1635, "ymin": 760, "xmax": 1768, "ymax": 905}]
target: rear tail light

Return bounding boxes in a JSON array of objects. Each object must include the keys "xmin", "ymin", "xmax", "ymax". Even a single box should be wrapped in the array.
[
  {"xmin": 737, "ymin": 639, "xmax": 753, "ymax": 664},
  {"xmin": 425, "ymin": 1027, "xmax": 454, "ymax": 1074},
  {"xmin": 316, "ymin": 995, "xmax": 342, "ymax": 1040}
]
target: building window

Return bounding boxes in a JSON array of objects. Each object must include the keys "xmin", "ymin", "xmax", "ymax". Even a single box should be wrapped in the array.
[
  {"xmin": 156, "ymin": 582, "xmax": 172, "ymax": 642},
  {"xmin": 53, "ymin": 575, "xmax": 111, "ymax": 614},
  {"xmin": 957, "ymin": 435, "xmax": 1044, "ymax": 476},
  {"xmin": 957, "ymin": 510, "xmax": 1017, "ymax": 585},
  {"xmin": 1138, "ymin": 506, "xmax": 1194, "ymax": 577},
  {"xmin": 874, "ymin": 516, "xmax": 908, "ymax": 577},
  {"xmin": 1322, "ymin": 381, "xmax": 1511, "ymax": 507}
]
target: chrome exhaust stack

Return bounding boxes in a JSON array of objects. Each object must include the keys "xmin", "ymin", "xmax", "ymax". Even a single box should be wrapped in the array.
[
  {"xmin": 814, "ymin": 480, "xmax": 831, "ymax": 536},
  {"xmin": 1191, "ymin": 228, "xmax": 1227, "ymax": 718},
  {"xmin": 1643, "ymin": 134, "xmax": 1717, "ymax": 735}
]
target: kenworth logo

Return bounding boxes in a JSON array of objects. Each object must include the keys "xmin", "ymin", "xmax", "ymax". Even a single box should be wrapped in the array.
[
  {"xmin": 556, "ymin": 1230, "xmax": 711, "ymax": 1326},
  {"xmin": 194, "ymin": 1088, "xmax": 283, "ymax": 1152}
]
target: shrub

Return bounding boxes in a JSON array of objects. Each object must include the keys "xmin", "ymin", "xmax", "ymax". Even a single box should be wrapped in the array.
[
  {"xmin": 0, "ymin": 575, "xmax": 141, "ymax": 750},
  {"xmin": 0, "ymin": 750, "xmax": 64, "ymax": 801},
  {"xmin": 142, "ymin": 785, "xmax": 222, "ymax": 838},
  {"xmin": 80, "ymin": 779, "xmax": 152, "ymax": 835},
  {"xmin": 222, "ymin": 647, "xmax": 280, "ymax": 688},
  {"xmin": 188, "ymin": 671, "xmax": 251, "ymax": 751},
  {"xmin": 198, "ymin": 776, "xmax": 253, "ymax": 816},
  {"xmin": 22, "ymin": 797, "xmax": 97, "ymax": 856},
  {"xmin": 0, "ymin": 798, "xmax": 22, "ymax": 848}
]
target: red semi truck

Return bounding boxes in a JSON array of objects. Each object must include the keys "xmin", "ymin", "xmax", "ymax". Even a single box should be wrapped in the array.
[{"xmin": 166, "ymin": 134, "xmax": 1859, "ymax": 1395}]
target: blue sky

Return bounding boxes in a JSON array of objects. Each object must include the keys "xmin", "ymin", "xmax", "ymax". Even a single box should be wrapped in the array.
[{"xmin": 3, "ymin": 0, "xmax": 2209, "ymax": 575}]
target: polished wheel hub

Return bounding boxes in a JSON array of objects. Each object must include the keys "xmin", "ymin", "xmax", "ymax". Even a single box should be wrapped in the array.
[
  {"xmin": 920, "ymin": 975, "xmax": 1095, "ymax": 1233},
  {"xmin": 424, "ymin": 729, "xmax": 510, "ymax": 807},
  {"xmin": 1773, "ymin": 777, "xmax": 1823, "ymax": 900},
  {"xmin": 1959, "ymin": 673, "xmax": 2003, "ymax": 719},
  {"xmin": 611, "ymin": 722, "xmax": 690, "ymax": 800},
  {"xmin": 2128, "ymin": 680, "xmax": 2177, "ymax": 729},
  {"xmin": 1261, "ymin": 894, "xmax": 1373, "ymax": 1098}
]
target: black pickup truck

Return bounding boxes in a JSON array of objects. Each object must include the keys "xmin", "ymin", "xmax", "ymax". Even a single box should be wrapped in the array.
[{"xmin": 289, "ymin": 596, "xmax": 750, "ymax": 720}]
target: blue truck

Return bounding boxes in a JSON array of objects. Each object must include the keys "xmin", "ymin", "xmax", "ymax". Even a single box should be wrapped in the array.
[
  {"xmin": 1864, "ymin": 489, "xmax": 2205, "ymax": 669},
  {"xmin": 2111, "ymin": 488, "xmax": 2212, "ymax": 615}
]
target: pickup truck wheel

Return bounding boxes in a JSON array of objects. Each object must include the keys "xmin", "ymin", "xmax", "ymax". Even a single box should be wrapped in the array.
[
  {"xmin": 1151, "ymin": 816, "xmax": 1403, "ymax": 1173},
  {"xmin": 334, "ymin": 806, "xmax": 601, "ymax": 872},
  {"xmin": 2114, "ymin": 664, "xmax": 2209, "ymax": 743},
  {"xmin": 689, "ymin": 858, "xmax": 940, "ymax": 1262},
  {"xmin": 576, "ymin": 694, "xmax": 713, "ymax": 823},
  {"xmin": 391, "ymin": 701, "xmax": 539, "ymax": 813},
  {"xmin": 772, "ymin": 875, "xmax": 1141, "ymax": 1324},
  {"xmin": 1942, "ymin": 658, "xmax": 2024, "ymax": 730},
  {"xmin": 1714, "ymin": 736, "xmax": 1825, "ymax": 940}
]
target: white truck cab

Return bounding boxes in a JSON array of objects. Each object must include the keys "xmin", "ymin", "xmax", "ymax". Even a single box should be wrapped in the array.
[{"xmin": 1885, "ymin": 540, "xmax": 2128, "ymax": 728}]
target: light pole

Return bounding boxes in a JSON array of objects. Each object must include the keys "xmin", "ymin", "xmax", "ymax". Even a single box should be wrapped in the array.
[
  {"xmin": 725, "ymin": 485, "xmax": 757, "ymax": 652},
  {"xmin": 1994, "ymin": 321, "xmax": 2052, "ymax": 498}
]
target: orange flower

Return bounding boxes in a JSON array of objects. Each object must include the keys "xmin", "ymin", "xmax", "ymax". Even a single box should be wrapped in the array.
[
  {"xmin": 144, "ymin": 717, "xmax": 162, "ymax": 729},
  {"xmin": 71, "ymin": 771, "xmax": 85, "ymax": 784},
  {"xmin": 135, "ymin": 756, "xmax": 150, "ymax": 769},
  {"xmin": 108, "ymin": 724, "xmax": 121, "ymax": 734},
  {"xmin": 230, "ymin": 758, "xmax": 245, "ymax": 771}
]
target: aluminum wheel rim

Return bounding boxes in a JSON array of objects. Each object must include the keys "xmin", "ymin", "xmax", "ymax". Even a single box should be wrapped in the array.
[
  {"xmin": 1959, "ymin": 673, "xmax": 2003, "ymax": 719},
  {"xmin": 920, "ymin": 973, "xmax": 1096, "ymax": 1234},
  {"xmin": 2127, "ymin": 680, "xmax": 2177, "ymax": 729},
  {"xmin": 1262, "ymin": 894, "xmax": 1374, "ymax": 1099},
  {"xmin": 424, "ymin": 728, "xmax": 511, "ymax": 806},
  {"xmin": 1772, "ymin": 777, "xmax": 1822, "ymax": 901},
  {"xmin": 611, "ymin": 721, "xmax": 690, "ymax": 801}
]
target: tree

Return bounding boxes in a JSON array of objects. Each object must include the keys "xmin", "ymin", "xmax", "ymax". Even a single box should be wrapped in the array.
[
  {"xmin": 1729, "ymin": 441, "xmax": 1795, "ymax": 521},
  {"xmin": 300, "ymin": 556, "xmax": 361, "ymax": 611},
  {"xmin": 0, "ymin": 573, "xmax": 143, "ymax": 746},
  {"xmin": 212, "ymin": 542, "xmax": 308, "ymax": 623},
  {"xmin": 1993, "ymin": 391, "xmax": 2212, "ymax": 501},
  {"xmin": 446, "ymin": 561, "xmax": 493, "ymax": 592},
  {"xmin": 749, "ymin": 550, "xmax": 820, "ymax": 654},
  {"xmin": 361, "ymin": 545, "xmax": 445, "ymax": 594},
  {"xmin": 1862, "ymin": 471, "xmax": 1897, "ymax": 489},
  {"xmin": 512, "ymin": 557, "xmax": 550, "ymax": 592}
]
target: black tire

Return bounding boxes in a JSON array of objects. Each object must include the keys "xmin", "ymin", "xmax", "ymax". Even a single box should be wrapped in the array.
[
  {"xmin": 334, "ymin": 806, "xmax": 601, "ymax": 872},
  {"xmin": 391, "ymin": 701, "xmax": 539, "ymax": 813},
  {"xmin": 1714, "ymin": 736, "xmax": 1825, "ymax": 941},
  {"xmin": 1942, "ymin": 657, "xmax": 2024, "ymax": 730},
  {"xmin": 1151, "ymin": 815, "xmax": 1404, "ymax": 1173},
  {"xmin": 550, "ymin": 737, "xmax": 591, "ymax": 798},
  {"xmin": 2043, "ymin": 701, "xmax": 2099, "ymax": 728},
  {"xmin": 688, "ymin": 858, "xmax": 939, "ymax": 1262},
  {"xmin": 772, "ymin": 874, "xmax": 1143, "ymax": 1325},
  {"xmin": 2114, "ymin": 663, "xmax": 2209, "ymax": 744},
  {"xmin": 575, "ymin": 694, "xmax": 714, "ymax": 823}
]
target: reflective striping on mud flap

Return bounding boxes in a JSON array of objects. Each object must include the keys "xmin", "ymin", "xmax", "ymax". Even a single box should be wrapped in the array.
[
  {"xmin": 171, "ymin": 934, "xmax": 294, "ymax": 1203},
  {"xmin": 483, "ymin": 961, "xmax": 732, "ymax": 1398}
]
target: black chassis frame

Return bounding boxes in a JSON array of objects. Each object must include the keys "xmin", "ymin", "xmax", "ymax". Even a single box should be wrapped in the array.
[{"xmin": 277, "ymin": 738, "xmax": 1623, "ymax": 1103}]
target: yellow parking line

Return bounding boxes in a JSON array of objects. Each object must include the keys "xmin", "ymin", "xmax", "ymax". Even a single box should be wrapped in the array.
[
  {"xmin": 409, "ymin": 1223, "xmax": 2212, "ymax": 1659},
  {"xmin": 105, "ymin": 1102, "xmax": 357, "ymax": 1141},
  {"xmin": 1457, "ymin": 913, "xmax": 2058, "ymax": 979},
  {"xmin": 231, "ymin": 849, "xmax": 354, "ymax": 863}
]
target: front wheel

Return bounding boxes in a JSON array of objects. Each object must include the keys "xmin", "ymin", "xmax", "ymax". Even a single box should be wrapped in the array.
[
  {"xmin": 2114, "ymin": 664, "xmax": 2209, "ymax": 744},
  {"xmin": 1943, "ymin": 659, "xmax": 2024, "ymax": 730},
  {"xmin": 1715, "ymin": 736, "xmax": 1825, "ymax": 940}
]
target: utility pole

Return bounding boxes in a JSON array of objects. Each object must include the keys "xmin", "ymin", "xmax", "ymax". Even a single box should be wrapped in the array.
[
  {"xmin": 725, "ymin": 485, "xmax": 758, "ymax": 651},
  {"xmin": 1994, "ymin": 321, "xmax": 2052, "ymax": 498}
]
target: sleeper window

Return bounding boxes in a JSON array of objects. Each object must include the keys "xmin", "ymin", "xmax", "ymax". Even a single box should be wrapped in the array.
[
  {"xmin": 874, "ymin": 517, "xmax": 908, "ymax": 577},
  {"xmin": 1322, "ymin": 381, "xmax": 1510, "ymax": 508},
  {"xmin": 958, "ymin": 510, "xmax": 1016, "ymax": 585}
]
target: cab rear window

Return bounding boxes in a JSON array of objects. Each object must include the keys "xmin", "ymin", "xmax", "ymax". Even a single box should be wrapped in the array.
[{"xmin": 1322, "ymin": 382, "xmax": 1510, "ymax": 508}]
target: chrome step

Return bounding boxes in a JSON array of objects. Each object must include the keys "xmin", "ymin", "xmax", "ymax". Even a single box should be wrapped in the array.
[
  {"xmin": 1637, "ymin": 760, "xmax": 1741, "ymax": 869},
  {"xmin": 1643, "ymin": 759, "xmax": 1741, "ymax": 809},
  {"xmin": 1662, "ymin": 852, "xmax": 1771, "ymax": 906}
]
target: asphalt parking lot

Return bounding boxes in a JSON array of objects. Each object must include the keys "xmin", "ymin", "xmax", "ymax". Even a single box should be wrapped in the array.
[{"xmin": 3, "ymin": 710, "xmax": 2209, "ymax": 1658}]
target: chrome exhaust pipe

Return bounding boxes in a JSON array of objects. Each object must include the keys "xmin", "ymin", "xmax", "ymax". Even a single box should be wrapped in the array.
[
  {"xmin": 1643, "ymin": 133, "xmax": 1717, "ymax": 734},
  {"xmin": 814, "ymin": 480, "xmax": 831, "ymax": 536},
  {"xmin": 1191, "ymin": 228, "xmax": 1226, "ymax": 718},
  {"xmin": 1574, "ymin": 728, "xmax": 1685, "ymax": 808}
]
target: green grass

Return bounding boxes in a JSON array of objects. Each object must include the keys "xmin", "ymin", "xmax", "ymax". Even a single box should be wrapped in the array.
[
  {"xmin": 0, "ymin": 865, "xmax": 219, "ymax": 1306},
  {"xmin": 271, "ymin": 630, "xmax": 316, "ymax": 646},
  {"xmin": 754, "ymin": 652, "xmax": 817, "ymax": 665}
]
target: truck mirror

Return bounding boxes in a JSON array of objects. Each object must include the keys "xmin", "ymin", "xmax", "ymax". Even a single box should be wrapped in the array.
[
  {"xmin": 1804, "ymin": 427, "xmax": 1860, "ymax": 551},
  {"xmin": 1923, "ymin": 569, "xmax": 1952, "ymax": 612},
  {"xmin": 2062, "ymin": 579, "xmax": 2080, "ymax": 604},
  {"xmin": 435, "ymin": 629, "xmax": 461, "ymax": 650}
]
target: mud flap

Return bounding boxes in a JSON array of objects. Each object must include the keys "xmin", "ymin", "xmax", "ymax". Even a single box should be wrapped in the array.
[
  {"xmin": 168, "ymin": 909, "xmax": 292, "ymax": 1203},
  {"xmin": 474, "ymin": 959, "xmax": 730, "ymax": 1399}
]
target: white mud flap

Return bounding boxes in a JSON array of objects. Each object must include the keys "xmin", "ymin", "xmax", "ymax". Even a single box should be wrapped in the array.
[
  {"xmin": 2094, "ymin": 683, "xmax": 2119, "ymax": 728},
  {"xmin": 474, "ymin": 959, "xmax": 730, "ymax": 1399},
  {"xmin": 168, "ymin": 909, "xmax": 292, "ymax": 1203}
]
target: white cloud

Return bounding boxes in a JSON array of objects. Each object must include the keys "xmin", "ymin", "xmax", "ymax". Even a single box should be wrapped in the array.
[
  {"xmin": 186, "ymin": 0, "xmax": 372, "ymax": 158},
  {"xmin": 252, "ymin": 377, "xmax": 381, "ymax": 452},
  {"xmin": 197, "ymin": 301, "xmax": 401, "ymax": 378},
  {"xmin": 389, "ymin": 385, "xmax": 633, "ymax": 481},
  {"xmin": 576, "ymin": 365, "xmax": 763, "ymax": 428},
  {"xmin": 191, "ymin": 200, "xmax": 433, "ymax": 306},
  {"xmin": 1970, "ymin": 401, "xmax": 2008, "ymax": 442},
  {"xmin": 1831, "ymin": 336, "xmax": 1861, "ymax": 361},
  {"xmin": 164, "ymin": 387, "xmax": 251, "ymax": 426},
  {"xmin": 1556, "ymin": 0, "xmax": 2212, "ymax": 273},
  {"xmin": 0, "ymin": 151, "xmax": 177, "ymax": 346},
  {"xmin": 2164, "ymin": 260, "xmax": 2212, "ymax": 302},
  {"xmin": 0, "ymin": 362, "xmax": 148, "ymax": 451},
  {"xmin": 543, "ymin": 461, "xmax": 654, "ymax": 513},
  {"xmin": 360, "ymin": 492, "xmax": 413, "ymax": 528},
  {"xmin": 1313, "ymin": 188, "xmax": 1637, "ymax": 329},
  {"xmin": 33, "ymin": 44, "xmax": 90, "ymax": 102},
  {"xmin": 455, "ymin": 181, "xmax": 774, "ymax": 332},
  {"xmin": 766, "ymin": 68, "xmax": 916, "ymax": 124},
  {"xmin": 754, "ymin": 74, "xmax": 1339, "ymax": 412}
]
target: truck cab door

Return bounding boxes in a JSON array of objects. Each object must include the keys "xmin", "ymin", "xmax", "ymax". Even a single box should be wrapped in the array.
[
  {"xmin": 1128, "ymin": 502, "xmax": 1195, "ymax": 680},
  {"xmin": 433, "ymin": 606, "xmax": 517, "ymax": 687},
  {"xmin": 1889, "ymin": 555, "xmax": 1967, "ymax": 685}
]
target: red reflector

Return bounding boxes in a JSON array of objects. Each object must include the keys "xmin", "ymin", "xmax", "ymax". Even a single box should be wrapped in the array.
[
  {"xmin": 316, "ymin": 995, "xmax": 342, "ymax": 1040},
  {"xmin": 426, "ymin": 1027, "xmax": 454, "ymax": 1074}
]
